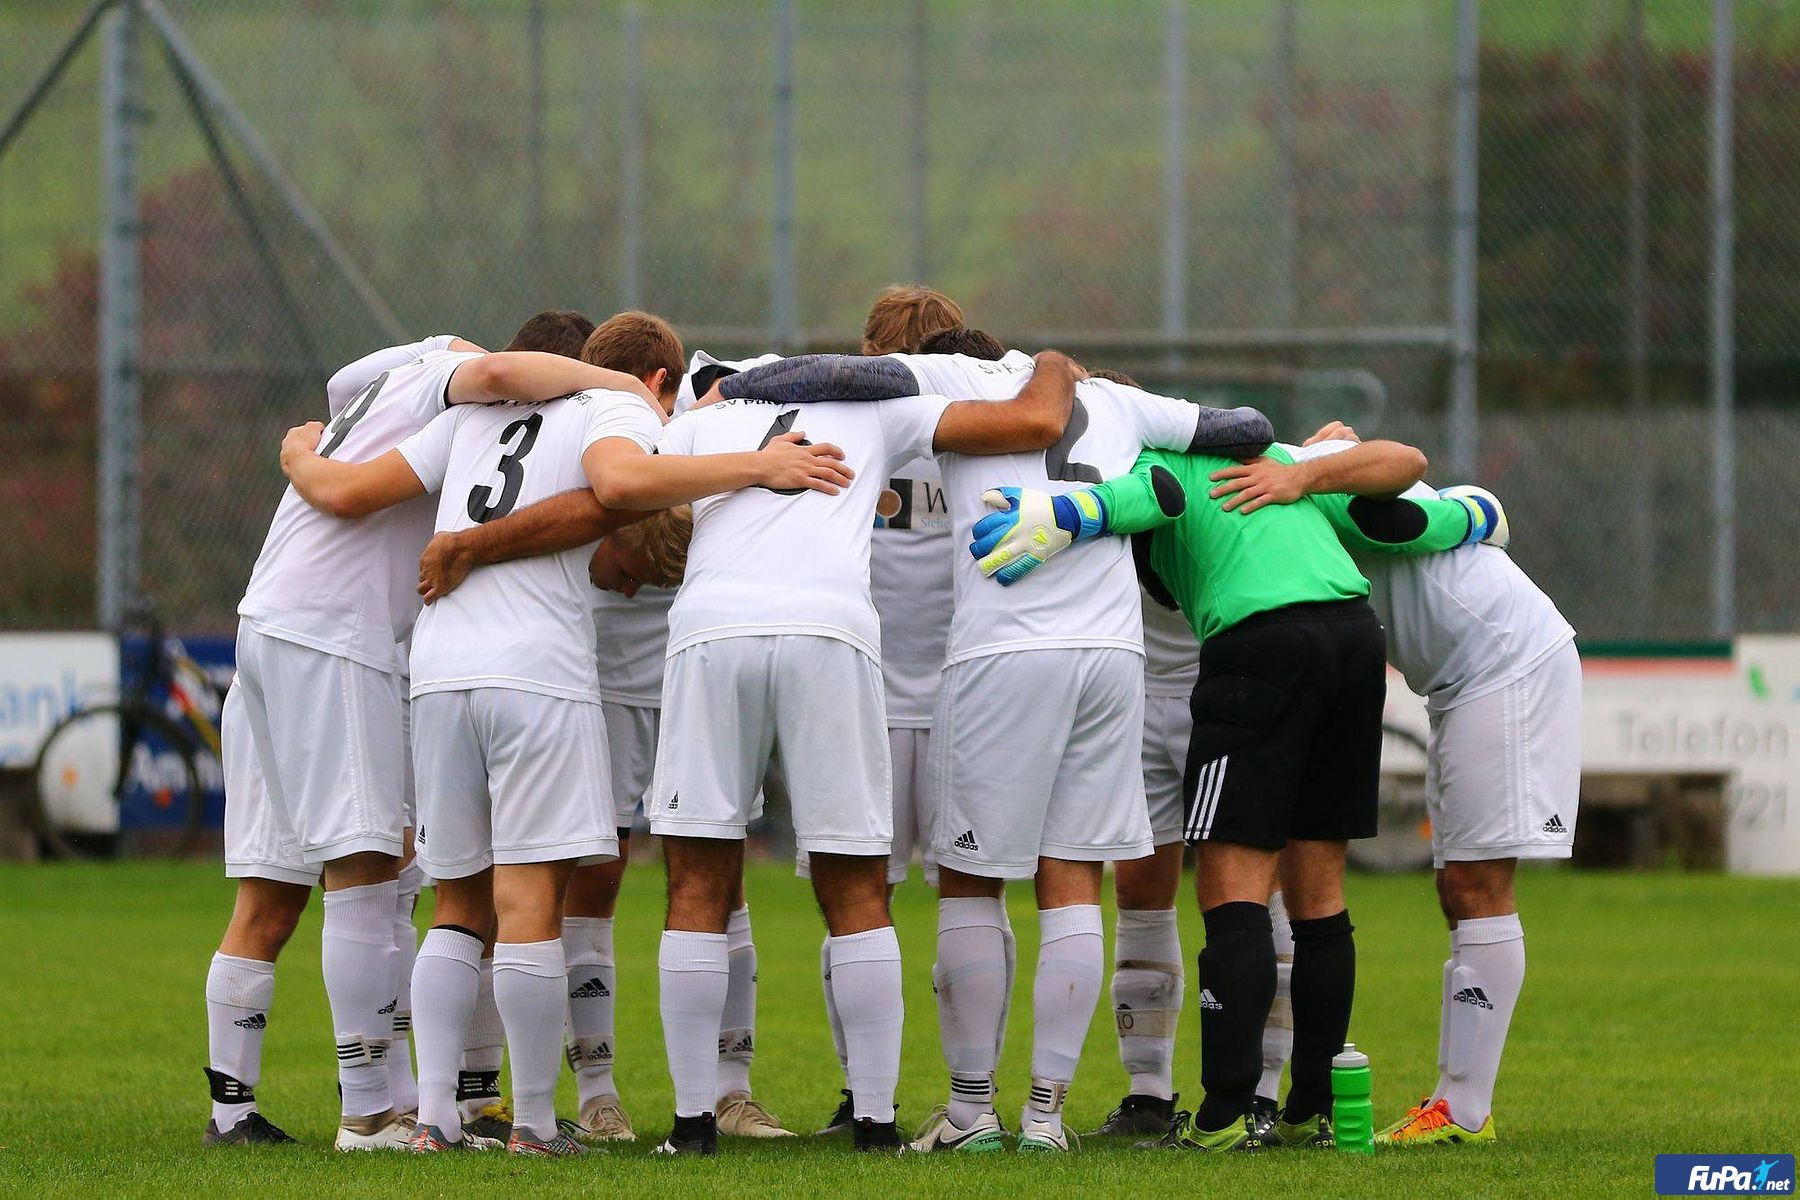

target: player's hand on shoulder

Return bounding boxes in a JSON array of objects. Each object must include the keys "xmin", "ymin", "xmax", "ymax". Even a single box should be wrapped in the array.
[
  {"xmin": 969, "ymin": 485, "xmax": 1084, "ymax": 587},
  {"xmin": 1033, "ymin": 348, "xmax": 1087, "ymax": 380},
  {"xmin": 753, "ymin": 430, "xmax": 855, "ymax": 495},
  {"xmin": 1440, "ymin": 484, "xmax": 1511, "ymax": 549},
  {"xmin": 417, "ymin": 531, "xmax": 474, "ymax": 605},
  {"xmin": 1208, "ymin": 455, "xmax": 1307, "ymax": 513},
  {"xmin": 1304, "ymin": 419, "xmax": 1360, "ymax": 446},
  {"xmin": 279, "ymin": 421, "xmax": 325, "ymax": 474}
]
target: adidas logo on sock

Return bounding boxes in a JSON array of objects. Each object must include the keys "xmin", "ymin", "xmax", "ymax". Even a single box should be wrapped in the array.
[
  {"xmin": 233, "ymin": 1012, "xmax": 267, "ymax": 1030},
  {"xmin": 570, "ymin": 976, "xmax": 611, "ymax": 999},
  {"xmin": 1542, "ymin": 813, "xmax": 1567, "ymax": 834},
  {"xmin": 378, "ymin": 997, "xmax": 398, "ymax": 1015},
  {"xmin": 718, "ymin": 1033, "xmax": 755, "ymax": 1056},
  {"xmin": 1199, "ymin": 989, "xmax": 1223, "ymax": 1011},
  {"xmin": 1452, "ymin": 986, "xmax": 1494, "ymax": 1010},
  {"xmin": 953, "ymin": 829, "xmax": 980, "ymax": 852}
]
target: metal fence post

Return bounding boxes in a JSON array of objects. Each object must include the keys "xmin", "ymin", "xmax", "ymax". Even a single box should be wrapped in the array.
[
  {"xmin": 1448, "ymin": 0, "xmax": 1479, "ymax": 480},
  {"xmin": 1272, "ymin": 0, "xmax": 1298, "ymax": 328},
  {"xmin": 526, "ymin": 0, "xmax": 547, "ymax": 301},
  {"xmin": 1161, "ymin": 0, "xmax": 1187, "ymax": 371},
  {"xmin": 620, "ymin": 3, "xmax": 644, "ymax": 310},
  {"xmin": 97, "ymin": 0, "xmax": 140, "ymax": 630},
  {"xmin": 772, "ymin": 0, "xmax": 797, "ymax": 350},
  {"xmin": 1624, "ymin": 0, "xmax": 1654, "ymax": 609},
  {"xmin": 1709, "ymin": 0, "xmax": 1736, "ymax": 639},
  {"xmin": 909, "ymin": 0, "xmax": 929, "ymax": 283}
]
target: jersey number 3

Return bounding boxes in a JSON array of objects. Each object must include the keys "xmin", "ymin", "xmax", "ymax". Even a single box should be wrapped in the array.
[{"xmin": 467, "ymin": 412, "xmax": 543, "ymax": 523}]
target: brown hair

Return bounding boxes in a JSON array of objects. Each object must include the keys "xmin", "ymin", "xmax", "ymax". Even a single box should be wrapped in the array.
[
  {"xmin": 1088, "ymin": 367, "xmax": 1141, "ymax": 388},
  {"xmin": 861, "ymin": 284, "xmax": 964, "ymax": 355},
  {"xmin": 503, "ymin": 309, "xmax": 595, "ymax": 357},
  {"xmin": 581, "ymin": 311, "xmax": 686, "ymax": 405},
  {"xmin": 918, "ymin": 326, "xmax": 1006, "ymax": 361},
  {"xmin": 616, "ymin": 506, "xmax": 692, "ymax": 586}
]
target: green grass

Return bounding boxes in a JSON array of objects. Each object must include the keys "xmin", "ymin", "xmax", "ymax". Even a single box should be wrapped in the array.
[{"xmin": 0, "ymin": 861, "xmax": 1795, "ymax": 1197}]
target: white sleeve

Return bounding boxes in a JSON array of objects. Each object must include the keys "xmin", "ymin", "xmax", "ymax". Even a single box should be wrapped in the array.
[
  {"xmin": 326, "ymin": 336, "xmax": 456, "ymax": 415},
  {"xmin": 878, "ymin": 394, "xmax": 955, "ymax": 472},
  {"xmin": 394, "ymin": 407, "xmax": 460, "ymax": 494},
  {"xmin": 580, "ymin": 392, "xmax": 665, "ymax": 454},
  {"xmin": 654, "ymin": 411, "xmax": 701, "ymax": 457},
  {"xmin": 412, "ymin": 350, "xmax": 486, "ymax": 419},
  {"xmin": 1111, "ymin": 381, "xmax": 1201, "ymax": 452}
]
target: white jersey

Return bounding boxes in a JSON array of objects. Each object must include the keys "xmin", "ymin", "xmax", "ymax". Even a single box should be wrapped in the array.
[
  {"xmin": 592, "ymin": 585, "xmax": 675, "ymax": 706},
  {"xmin": 890, "ymin": 354, "xmax": 1202, "ymax": 666},
  {"xmin": 398, "ymin": 388, "xmax": 664, "ymax": 703},
  {"xmin": 675, "ymin": 350, "xmax": 783, "ymax": 416},
  {"xmin": 871, "ymin": 456, "xmax": 954, "ymax": 727},
  {"xmin": 238, "ymin": 347, "xmax": 482, "ymax": 674},
  {"xmin": 1288, "ymin": 440, "xmax": 1576, "ymax": 710},
  {"xmin": 657, "ymin": 394, "xmax": 952, "ymax": 661},
  {"xmin": 1141, "ymin": 588, "xmax": 1200, "ymax": 698}
]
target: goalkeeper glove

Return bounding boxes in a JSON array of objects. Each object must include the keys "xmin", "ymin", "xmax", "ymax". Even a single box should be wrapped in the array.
[
  {"xmin": 1439, "ymin": 484, "xmax": 1510, "ymax": 549},
  {"xmin": 969, "ymin": 486, "xmax": 1107, "ymax": 586}
]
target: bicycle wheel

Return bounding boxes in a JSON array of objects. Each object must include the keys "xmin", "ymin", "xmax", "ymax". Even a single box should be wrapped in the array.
[
  {"xmin": 1347, "ymin": 722, "xmax": 1434, "ymax": 872},
  {"xmin": 31, "ymin": 703, "xmax": 207, "ymax": 860}
]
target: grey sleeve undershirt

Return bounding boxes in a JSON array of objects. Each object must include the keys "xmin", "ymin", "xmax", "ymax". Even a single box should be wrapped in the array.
[{"xmin": 718, "ymin": 354, "xmax": 924, "ymax": 404}]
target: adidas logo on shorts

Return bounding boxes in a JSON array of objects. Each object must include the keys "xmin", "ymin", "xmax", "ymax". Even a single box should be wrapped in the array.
[
  {"xmin": 1542, "ymin": 813, "xmax": 1568, "ymax": 834},
  {"xmin": 233, "ymin": 1012, "xmax": 267, "ymax": 1031},
  {"xmin": 378, "ymin": 997, "xmax": 397, "ymax": 1015},
  {"xmin": 1452, "ymin": 986, "xmax": 1494, "ymax": 1010},
  {"xmin": 1199, "ymin": 989, "xmax": 1223, "ymax": 1011},
  {"xmin": 668, "ymin": 793, "xmax": 680, "ymax": 811},
  {"xmin": 570, "ymin": 976, "xmax": 611, "ymax": 999},
  {"xmin": 953, "ymin": 829, "xmax": 980, "ymax": 852}
]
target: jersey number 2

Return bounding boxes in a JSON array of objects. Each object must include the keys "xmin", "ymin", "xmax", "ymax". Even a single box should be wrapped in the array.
[
  {"xmin": 1044, "ymin": 397, "xmax": 1102, "ymax": 483},
  {"xmin": 756, "ymin": 408, "xmax": 813, "ymax": 495},
  {"xmin": 467, "ymin": 412, "xmax": 543, "ymax": 523}
]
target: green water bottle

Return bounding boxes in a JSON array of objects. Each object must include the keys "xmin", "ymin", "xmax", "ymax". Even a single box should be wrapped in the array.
[{"xmin": 1331, "ymin": 1043, "xmax": 1374, "ymax": 1154}]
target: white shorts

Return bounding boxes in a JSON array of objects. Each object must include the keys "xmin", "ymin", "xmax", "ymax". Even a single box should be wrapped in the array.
[
  {"xmin": 234, "ymin": 624, "xmax": 407, "ymax": 864},
  {"xmin": 798, "ymin": 726, "xmax": 936, "ymax": 886},
  {"xmin": 410, "ymin": 688, "xmax": 619, "ymax": 878},
  {"xmin": 602, "ymin": 701, "xmax": 659, "ymax": 831},
  {"xmin": 931, "ymin": 648, "xmax": 1153, "ymax": 879},
  {"xmin": 1142, "ymin": 692, "xmax": 1192, "ymax": 848},
  {"xmin": 649, "ymin": 635, "xmax": 891, "ymax": 857},
  {"xmin": 221, "ymin": 680, "xmax": 319, "ymax": 887},
  {"xmin": 1427, "ymin": 641, "xmax": 1582, "ymax": 868}
]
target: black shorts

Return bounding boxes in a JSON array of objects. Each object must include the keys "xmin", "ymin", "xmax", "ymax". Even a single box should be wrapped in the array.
[{"xmin": 1181, "ymin": 599, "xmax": 1387, "ymax": 849}]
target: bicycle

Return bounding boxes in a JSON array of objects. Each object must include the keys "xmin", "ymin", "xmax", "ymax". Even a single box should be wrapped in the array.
[{"xmin": 29, "ymin": 606, "xmax": 223, "ymax": 859}]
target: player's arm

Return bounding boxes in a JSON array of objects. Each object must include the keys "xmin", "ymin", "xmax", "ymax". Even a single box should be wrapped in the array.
[
  {"xmin": 1206, "ymin": 439, "xmax": 1428, "ymax": 514},
  {"xmin": 416, "ymin": 488, "xmax": 653, "ymax": 604},
  {"xmin": 969, "ymin": 451, "xmax": 1188, "ymax": 586},
  {"xmin": 930, "ymin": 350, "xmax": 1080, "ymax": 453},
  {"xmin": 718, "ymin": 354, "xmax": 925, "ymax": 404},
  {"xmin": 444, "ymin": 352, "xmax": 658, "ymax": 408},
  {"xmin": 280, "ymin": 421, "xmax": 426, "ymax": 518},
  {"xmin": 326, "ymin": 335, "xmax": 481, "ymax": 412},
  {"xmin": 584, "ymin": 433, "xmax": 853, "ymax": 511},
  {"xmin": 1315, "ymin": 486, "xmax": 1510, "ymax": 554}
]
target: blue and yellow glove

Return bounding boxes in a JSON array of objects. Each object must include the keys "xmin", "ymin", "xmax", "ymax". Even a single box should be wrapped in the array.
[
  {"xmin": 969, "ymin": 486, "xmax": 1107, "ymax": 586},
  {"xmin": 1439, "ymin": 484, "xmax": 1510, "ymax": 548}
]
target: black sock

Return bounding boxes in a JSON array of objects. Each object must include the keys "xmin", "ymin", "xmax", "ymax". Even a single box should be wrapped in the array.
[
  {"xmin": 1193, "ymin": 901, "xmax": 1275, "ymax": 1131},
  {"xmin": 1284, "ymin": 909, "xmax": 1356, "ymax": 1123}
]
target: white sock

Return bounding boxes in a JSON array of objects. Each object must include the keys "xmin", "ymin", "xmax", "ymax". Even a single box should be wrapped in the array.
[
  {"xmin": 493, "ymin": 939, "xmax": 568, "ymax": 1142},
  {"xmin": 659, "ymin": 931, "xmax": 730, "ymax": 1117},
  {"xmin": 205, "ymin": 953, "xmax": 275, "ymax": 1128},
  {"xmin": 716, "ymin": 905, "xmax": 757, "ymax": 1100},
  {"xmin": 935, "ymin": 897, "xmax": 1007, "ymax": 1127},
  {"xmin": 460, "ymin": 957, "xmax": 505, "ymax": 1122},
  {"xmin": 412, "ymin": 927, "xmax": 482, "ymax": 1138},
  {"xmin": 388, "ymin": 869, "xmax": 422, "ymax": 1114},
  {"xmin": 1430, "ymin": 950, "xmax": 1457, "ymax": 1104},
  {"xmin": 829, "ymin": 926, "xmax": 904, "ymax": 1122},
  {"xmin": 321, "ymin": 881, "xmax": 400, "ymax": 1118},
  {"xmin": 1441, "ymin": 914, "xmax": 1525, "ymax": 1130},
  {"xmin": 1259, "ymin": 889, "xmax": 1295, "ymax": 1101},
  {"xmin": 822, "ymin": 935, "xmax": 849, "ymax": 1078},
  {"xmin": 563, "ymin": 917, "xmax": 617, "ymax": 1106},
  {"xmin": 1026, "ymin": 905, "xmax": 1104, "ymax": 1137},
  {"xmin": 1112, "ymin": 908, "xmax": 1183, "ymax": 1101}
]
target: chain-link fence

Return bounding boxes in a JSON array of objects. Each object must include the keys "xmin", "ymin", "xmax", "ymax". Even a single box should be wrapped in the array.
[{"xmin": 2, "ymin": 0, "xmax": 1796, "ymax": 641}]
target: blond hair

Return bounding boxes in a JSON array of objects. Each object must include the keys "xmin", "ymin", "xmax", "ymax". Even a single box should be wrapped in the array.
[
  {"xmin": 614, "ymin": 505, "xmax": 692, "ymax": 587},
  {"xmin": 861, "ymin": 285, "xmax": 964, "ymax": 355}
]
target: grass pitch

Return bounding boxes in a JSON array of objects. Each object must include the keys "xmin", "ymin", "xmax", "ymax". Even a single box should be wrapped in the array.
[{"xmin": 0, "ymin": 860, "xmax": 1793, "ymax": 1198}]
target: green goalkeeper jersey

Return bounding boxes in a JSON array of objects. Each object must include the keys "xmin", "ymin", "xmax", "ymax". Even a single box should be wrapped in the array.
[{"xmin": 1093, "ymin": 444, "xmax": 1470, "ymax": 643}]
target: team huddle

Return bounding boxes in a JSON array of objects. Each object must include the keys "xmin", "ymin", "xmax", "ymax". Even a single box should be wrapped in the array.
[{"xmin": 204, "ymin": 286, "xmax": 1581, "ymax": 1158}]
